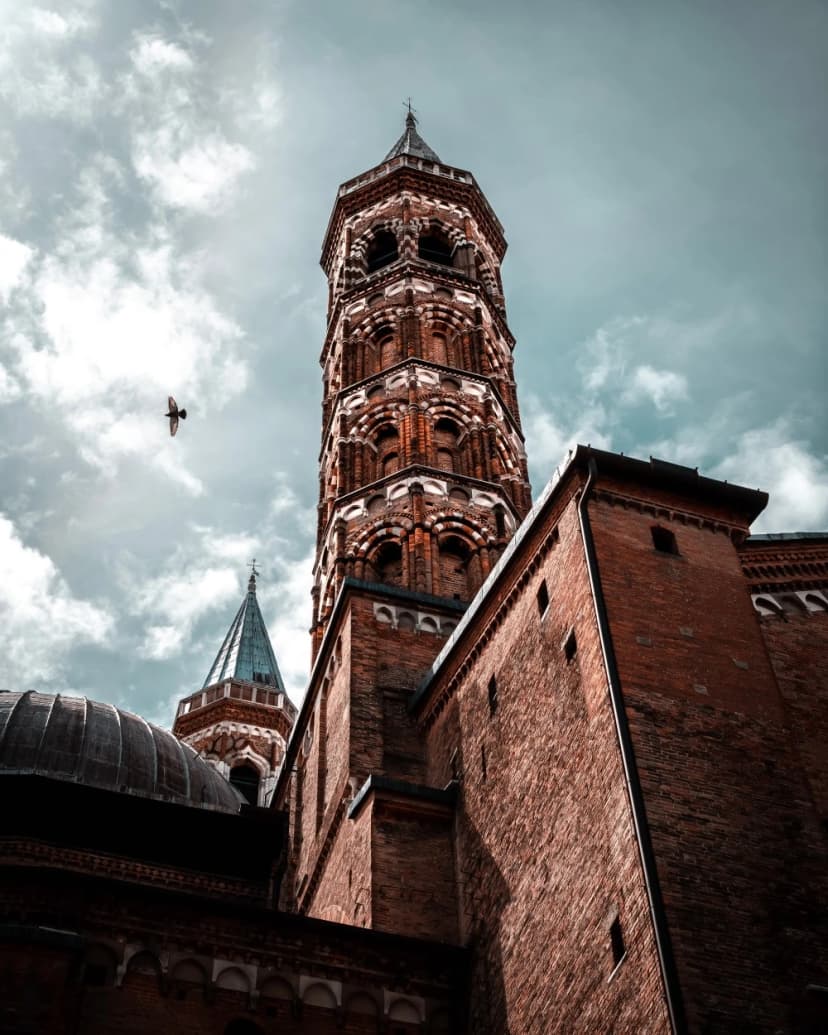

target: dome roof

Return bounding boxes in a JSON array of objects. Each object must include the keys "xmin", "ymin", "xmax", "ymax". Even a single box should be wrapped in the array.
[{"xmin": 0, "ymin": 691, "xmax": 243, "ymax": 813}]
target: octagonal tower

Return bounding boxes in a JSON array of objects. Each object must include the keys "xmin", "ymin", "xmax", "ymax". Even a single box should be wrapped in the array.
[{"xmin": 311, "ymin": 111, "xmax": 531, "ymax": 657}]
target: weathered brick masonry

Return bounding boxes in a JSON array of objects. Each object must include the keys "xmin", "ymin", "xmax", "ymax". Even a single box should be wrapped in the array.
[{"xmin": 4, "ymin": 114, "xmax": 828, "ymax": 1035}]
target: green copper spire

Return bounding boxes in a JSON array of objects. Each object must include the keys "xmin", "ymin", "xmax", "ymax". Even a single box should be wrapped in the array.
[{"xmin": 202, "ymin": 569, "xmax": 286, "ymax": 691}]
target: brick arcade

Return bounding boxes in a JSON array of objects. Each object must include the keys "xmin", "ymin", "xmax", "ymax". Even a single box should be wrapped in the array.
[{"xmin": 2, "ymin": 113, "xmax": 827, "ymax": 1034}]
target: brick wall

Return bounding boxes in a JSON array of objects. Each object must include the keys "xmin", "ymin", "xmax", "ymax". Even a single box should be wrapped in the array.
[
  {"xmin": 590, "ymin": 485, "xmax": 828, "ymax": 1033},
  {"xmin": 417, "ymin": 486, "xmax": 672, "ymax": 1033}
]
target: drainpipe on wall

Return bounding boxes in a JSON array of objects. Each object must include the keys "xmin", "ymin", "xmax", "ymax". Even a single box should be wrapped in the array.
[{"xmin": 577, "ymin": 456, "xmax": 686, "ymax": 1035}]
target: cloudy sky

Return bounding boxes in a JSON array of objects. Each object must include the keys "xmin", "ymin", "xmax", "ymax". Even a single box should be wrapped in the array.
[{"xmin": 1, "ymin": 0, "xmax": 826, "ymax": 725}]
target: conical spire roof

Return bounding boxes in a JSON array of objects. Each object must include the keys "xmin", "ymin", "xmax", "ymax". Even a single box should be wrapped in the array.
[
  {"xmin": 202, "ymin": 571, "xmax": 286, "ymax": 691},
  {"xmin": 383, "ymin": 109, "xmax": 441, "ymax": 163}
]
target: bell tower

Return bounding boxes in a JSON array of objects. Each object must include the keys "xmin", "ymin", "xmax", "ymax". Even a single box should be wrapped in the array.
[
  {"xmin": 275, "ymin": 113, "xmax": 531, "ymax": 935},
  {"xmin": 311, "ymin": 110, "xmax": 531, "ymax": 656}
]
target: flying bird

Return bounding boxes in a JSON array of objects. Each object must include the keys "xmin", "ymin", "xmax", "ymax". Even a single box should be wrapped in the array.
[{"xmin": 165, "ymin": 395, "xmax": 188, "ymax": 437}]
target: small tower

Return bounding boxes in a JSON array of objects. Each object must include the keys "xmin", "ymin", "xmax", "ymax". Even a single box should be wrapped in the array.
[{"xmin": 173, "ymin": 568, "xmax": 296, "ymax": 806}]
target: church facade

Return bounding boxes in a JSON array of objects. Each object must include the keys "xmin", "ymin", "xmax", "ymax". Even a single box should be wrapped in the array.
[{"xmin": 2, "ymin": 115, "xmax": 827, "ymax": 1035}]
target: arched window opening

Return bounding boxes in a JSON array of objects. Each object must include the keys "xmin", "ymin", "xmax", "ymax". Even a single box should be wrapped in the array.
[
  {"xmin": 379, "ymin": 334, "xmax": 397, "ymax": 368},
  {"xmin": 437, "ymin": 448, "xmax": 454, "ymax": 473},
  {"xmin": 438, "ymin": 536, "xmax": 471, "ymax": 601},
  {"xmin": 431, "ymin": 332, "xmax": 448, "ymax": 365},
  {"xmin": 229, "ymin": 763, "xmax": 260, "ymax": 805},
  {"xmin": 373, "ymin": 541, "xmax": 403, "ymax": 587},
  {"xmin": 366, "ymin": 230, "xmax": 398, "ymax": 273},
  {"xmin": 367, "ymin": 494, "xmax": 385, "ymax": 516},
  {"xmin": 434, "ymin": 417, "xmax": 461, "ymax": 475},
  {"xmin": 375, "ymin": 424, "xmax": 400, "ymax": 477},
  {"xmin": 418, "ymin": 230, "xmax": 454, "ymax": 267}
]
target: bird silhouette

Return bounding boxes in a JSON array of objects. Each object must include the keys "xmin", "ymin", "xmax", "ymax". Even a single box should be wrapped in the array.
[{"xmin": 165, "ymin": 395, "xmax": 188, "ymax": 437}]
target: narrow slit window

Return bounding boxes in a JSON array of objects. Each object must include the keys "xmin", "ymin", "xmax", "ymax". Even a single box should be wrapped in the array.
[
  {"xmin": 651, "ymin": 525, "xmax": 679, "ymax": 555},
  {"xmin": 537, "ymin": 579, "xmax": 550, "ymax": 617},
  {"xmin": 564, "ymin": 629, "xmax": 577, "ymax": 662},
  {"xmin": 488, "ymin": 674, "xmax": 498, "ymax": 715},
  {"xmin": 610, "ymin": 917, "xmax": 626, "ymax": 968},
  {"xmin": 481, "ymin": 744, "xmax": 488, "ymax": 781}
]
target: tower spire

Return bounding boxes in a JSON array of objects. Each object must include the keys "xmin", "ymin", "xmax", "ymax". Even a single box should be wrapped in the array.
[
  {"xmin": 173, "ymin": 566, "xmax": 297, "ymax": 808},
  {"xmin": 202, "ymin": 569, "xmax": 285, "ymax": 690},
  {"xmin": 383, "ymin": 103, "xmax": 441, "ymax": 163}
]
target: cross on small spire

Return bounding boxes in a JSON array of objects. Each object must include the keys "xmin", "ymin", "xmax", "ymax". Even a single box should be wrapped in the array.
[
  {"xmin": 248, "ymin": 558, "xmax": 259, "ymax": 592},
  {"xmin": 404, "ymin": 97, "xmax": 418, "ymax": 127}
]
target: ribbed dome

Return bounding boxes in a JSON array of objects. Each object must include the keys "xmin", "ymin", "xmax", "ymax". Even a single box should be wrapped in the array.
[{"xmin": 0, "ymin": 691, "xmax": 243, "ymax": 813}]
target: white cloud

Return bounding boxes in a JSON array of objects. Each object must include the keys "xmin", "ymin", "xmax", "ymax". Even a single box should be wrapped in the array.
[
  {"xmin": 130, "ymin": 35, "xmax": 194, "ymax": 74},
  {"xmin": 0, "ymin": 5, "xmax": 102, "ymax": 121},
  {"xmin": 623, "ymin": 364, "xmax": 688, "ymax": 414},
  {"xmin": 0, "ymin": 233, "xmax": 33, "ymax": 302},
  {"xmin": 126, "ymin": 31, "xmax": 255, "ymax": 213},
  {"xmin": 124, "ymin": 487, "xmax": 314, "ymax": 702},
  {"xmin": 1, "ymin": 160, "xmax": 248, "ymax": 487},
  {"xmin": 0, "ymin": 363, "xmax": 21, "ymax": 403},
  {"xmin": 29, "ymin": 7, "xmax": 93, "ymax": 39},
  {"xmin": 133, "ymin": 128, "xmax": 255, "ymax": 212},
  {"xmin": 134, "ymin": 565, "xmax": 240, "ymax": 660},
  {"xmin": 127, "ymin": 526, "xmax": 263, "ymax": 661},
  {"xmin": 712, "ymin": 423, "xmax": 828, "ymax": 533},
  {"xmin": 0, "ymin": 513, "xmax": 114, "ymax": 686},
  {"xmin": 524, "ymin": 395, "xmax": 612, "ymax": 478}
]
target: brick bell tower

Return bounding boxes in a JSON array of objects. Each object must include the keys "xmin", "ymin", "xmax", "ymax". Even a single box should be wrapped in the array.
[
  {"xmin": 275, "ymin": 112, "xmax": 530, "ymax": 934},
  {"xmin": 311, "ymin": 109, "xmax": 531, "ymax": 656}
]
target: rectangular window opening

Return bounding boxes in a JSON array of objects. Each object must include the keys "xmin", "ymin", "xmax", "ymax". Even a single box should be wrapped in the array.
[
  {"xmin": 537, "ymin": 579, "xmax": 550, "ymax": 617},
  {"xmin": 564, "ymin": 629, "xmax": 577, "ymax": 663},
  {"xmin": 487, "ymin": 674, "xmax": 498, "ymax": 715},
  {"xmin": 481, "ymin": 744, "xmax": 487, "ymax": 781},
  {"xmin": 651, "ymin": 525, "xmax": 679, "ymax": 555}
]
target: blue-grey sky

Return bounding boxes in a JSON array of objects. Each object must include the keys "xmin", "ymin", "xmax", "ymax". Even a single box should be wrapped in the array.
[{"xmin": 1, "ymin": 0, "xmax": 826, "ymax": 724}]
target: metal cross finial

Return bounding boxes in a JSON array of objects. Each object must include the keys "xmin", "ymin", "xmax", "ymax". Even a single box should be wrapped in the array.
[
  {"xmin": 404, "ymin": 97, "xmax": 417, "ymax": 127},
  {"xmin": 247, "ymin": 558, "xmax": 260, "ymax": 592},
  {"xmin": 248, "ymin": 558, "xmax": 259, "ymax": 577}
]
